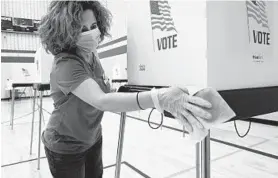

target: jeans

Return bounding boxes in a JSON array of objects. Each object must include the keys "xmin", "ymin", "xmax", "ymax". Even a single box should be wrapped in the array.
[{"xmin": 44, "ymin": 137, "xmax": 103, "ymax": 178}]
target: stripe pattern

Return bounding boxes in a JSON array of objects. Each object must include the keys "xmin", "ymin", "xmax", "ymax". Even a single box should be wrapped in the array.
[
  {"xmin": 150, "ymin": 0, "xmax": 177, "ymax": 32},
  {"xmin": 246, "ymin": 0, "xmax": 269, "ymax": 29},
  {"xmin": 1, "ymin": 36, "xmax": 128, "ymax": 63}
]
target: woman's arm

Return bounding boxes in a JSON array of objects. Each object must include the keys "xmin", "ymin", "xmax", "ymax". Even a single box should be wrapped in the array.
[
  {"xmin": 73, "ymin": 78, "xmax": 213, "ymax": 132},
  {"xmin": 72, "ymin": 78, "xmax": 154, "ymax": 112}
]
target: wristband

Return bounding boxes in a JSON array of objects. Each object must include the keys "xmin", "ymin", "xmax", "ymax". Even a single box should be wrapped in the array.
[{"xmin": 150, "ymin": 88, "xmax": 164, "ymax": 113}]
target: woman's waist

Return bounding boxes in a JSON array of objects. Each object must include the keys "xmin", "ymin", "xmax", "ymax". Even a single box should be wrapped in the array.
[
  {"xmin": 42, "ymin": 127, "xmax": 102, "ymax": 154},
  {"xmin": 44, "ymin": 122, "xmax": 102, "ymax": 144}
]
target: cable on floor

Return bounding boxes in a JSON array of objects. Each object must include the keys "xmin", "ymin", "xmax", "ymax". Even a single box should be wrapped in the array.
[
  {"xmin": 3, "ymin": 92, "xmax": 52, "ymax": 125},
  {"xmin": 42, "ymin": 108, "xmax": 52, "ymax": 115},
  {"xmin": 35, "ymin": 102, "xmax": 52, "ymax": 116},
  {"xmin": 3, "ymin": 90, "xmax": 39, "ymax": 124},
  {"xmin": 1, "ymin": 108, "xmax": 39, "ymax": 124}
]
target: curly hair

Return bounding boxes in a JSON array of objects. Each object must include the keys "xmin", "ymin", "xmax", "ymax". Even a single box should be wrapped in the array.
[{"xmin": 38, "ymin": 1, "xmax": 112, "ymax": 55}]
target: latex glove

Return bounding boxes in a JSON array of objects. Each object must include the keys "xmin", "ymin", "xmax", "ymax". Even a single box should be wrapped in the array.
[{"xmin": 150, "ymin": 87, "xmax": 212, "ymax": 133}]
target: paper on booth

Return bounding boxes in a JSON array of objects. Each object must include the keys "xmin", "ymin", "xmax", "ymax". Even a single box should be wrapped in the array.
[{"xmin": 180, "ymin": 87, "xmax": 236, "ymax": 143}]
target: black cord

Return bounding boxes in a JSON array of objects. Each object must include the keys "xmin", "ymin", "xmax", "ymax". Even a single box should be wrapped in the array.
[
  {"xmin": 35, "ymin": 102, "xmax": 52, "ymax": 116},
  {"xmin": 2, "ymin": 89, "xmax": 52, "ymax": 125},
  {"xmin": 2, "ymin": 87, "xmax": 39, "ymax": 124},
  {"xmin": 234, "ymin": 120, "xmax": 252, "ymax": 138},
  {"xmin": 147, "ymin": 108, "xmax": 164, "ymax": 129},
  {"xmin": 1, "ymin": 108, "xmax": 39, "ymax": 124},
  {"xmin": 42, "ymin": 108, "xmax": 52, "ymax": 115}
]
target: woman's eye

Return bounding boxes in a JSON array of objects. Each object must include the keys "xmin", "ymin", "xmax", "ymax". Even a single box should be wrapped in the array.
[
  {"xmin": 82, "ymin": 27, "xmax": 89, "ymax": 32},
  {"xmin": 91, "ymin": 24, "xmax": 97, "ymax": 30}
]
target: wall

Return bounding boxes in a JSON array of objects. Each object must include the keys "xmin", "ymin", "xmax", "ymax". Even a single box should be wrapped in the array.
[
  {"xmin": 98, "ymin": 0, "xmax": 127, "ymax": 81},
  {"xmin": 1, "ymin": 0, "xmax": 51, "ymax": 99},
  {"xmin": 1, "ymin": 0, "xmax": 128, "ymax": 99}
]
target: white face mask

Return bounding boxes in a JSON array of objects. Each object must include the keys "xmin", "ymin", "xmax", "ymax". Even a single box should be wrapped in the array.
[{"xmin": 76, "ymin": 27, "xmax": 101, "ymax": 53}]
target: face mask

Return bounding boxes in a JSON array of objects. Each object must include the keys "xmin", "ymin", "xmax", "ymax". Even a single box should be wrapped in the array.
[{"xmin": 76, "ymin": 27, "xmax": 101, "ymax": 53}]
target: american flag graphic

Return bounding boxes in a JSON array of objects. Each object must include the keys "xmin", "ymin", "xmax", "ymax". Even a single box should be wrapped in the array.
[
  {"xmin": 246, "ymin": 0, "xmax": 269, "ymax": 29},
  {"xmin": 150, "ymin": 0, "xmax": 177, "ymax": 32}
]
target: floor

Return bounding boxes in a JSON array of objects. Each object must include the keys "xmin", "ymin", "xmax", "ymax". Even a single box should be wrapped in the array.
[{"xmin": 1, "ymin": 97, "xmax": 278, "ymax": 178}]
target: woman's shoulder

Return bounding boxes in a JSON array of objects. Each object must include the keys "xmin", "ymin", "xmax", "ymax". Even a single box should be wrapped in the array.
[{"xmin": 54, "ymin": 52, "xmax": 84, "ymax": 66}]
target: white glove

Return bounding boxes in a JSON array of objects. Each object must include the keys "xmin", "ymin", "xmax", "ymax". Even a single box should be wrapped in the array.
[{"xmin": 150, "ymin": 87, "xmax": 212, "ymax": 133}]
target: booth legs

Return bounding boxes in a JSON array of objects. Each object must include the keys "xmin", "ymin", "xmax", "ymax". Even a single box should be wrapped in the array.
[
  {"xmin": 10, "ymin": 88, "xmax": 15, "ymax": 130},
  {"xmin": 30, "ymin": 89, "xmax": 37, "ymax": 154},
  {"xmin": 37, "ymin": 91, "xmax": 43, "ymax": 170},
  {"xmin": 115, "ymin": 112, "xmax": 127, "ymax": 178},
  {"xmin": 196, "ymin": 131, "xmax": 211, "ymax": 178}
]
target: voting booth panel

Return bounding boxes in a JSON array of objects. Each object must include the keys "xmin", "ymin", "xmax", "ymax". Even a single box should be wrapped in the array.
[
  {"xmin": 273, "ymin": 2, "xmax": 278, "ymax": 65},
  {"xmin": 9, "ymin": 46, "xmax": 54, "ymax": 86},
  {"xmin": 128, "ymin": 1, "xmax": 207, "ymax": 88},
  {"xmin": 33, "ymin": 46, "xmax": 55, "ymax": 84},
  {"xmin": 10, "ymin": 63, "xmax": 38, "ymax": 83},
  {"xmin": 127, "ymin": 1, "xmax": 278, "ymax": 90},
  {"xmin": 207, "ymin": 1, "xmax": 277, "ymax": 90}
]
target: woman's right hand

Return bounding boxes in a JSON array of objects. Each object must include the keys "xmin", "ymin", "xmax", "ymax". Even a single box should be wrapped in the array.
[{"xmin": 151, "ymin": 87, "xmax": 212, "ymax": 133}]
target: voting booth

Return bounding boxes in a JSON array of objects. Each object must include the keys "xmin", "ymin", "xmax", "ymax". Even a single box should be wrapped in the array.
[
  {"xmin": 33, "ymin": 46, "xmax": 55, "ymax": 84},
  {"xmin": 127, "ymin": 1, "xmax": 278, "ymax": 90},
  {"xmin": 9, "ymin": 46, "xmax": 54, "ymax": 85},
  {"xmin": 114, "ymin": 1, "xmax": 278, "ymax": 178}
]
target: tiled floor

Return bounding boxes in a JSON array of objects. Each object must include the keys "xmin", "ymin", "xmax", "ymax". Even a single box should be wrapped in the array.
[{"xmin": 1, "ymin": 97, "xmax": 278, "ymax": 178}]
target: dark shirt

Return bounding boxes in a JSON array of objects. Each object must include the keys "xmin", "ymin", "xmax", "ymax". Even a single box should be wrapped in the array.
[{"xmin": 42, "ymin": 52, "xmax": 109, "ymax": 154}]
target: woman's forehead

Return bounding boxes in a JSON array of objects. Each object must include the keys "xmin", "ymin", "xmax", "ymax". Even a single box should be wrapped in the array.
[{"xmin": 81, "ymin": 9, "xmax": 97, "ymax": 25}]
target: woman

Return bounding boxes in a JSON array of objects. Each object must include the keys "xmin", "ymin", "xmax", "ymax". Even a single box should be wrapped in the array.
[{"xmin": 39, "ymin": 1, "xmax": 212, "ymax": 178}]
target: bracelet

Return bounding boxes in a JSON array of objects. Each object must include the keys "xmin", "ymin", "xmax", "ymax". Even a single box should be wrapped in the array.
[{"xmin": 136, "ymin": 92, "xmax": 145, "ymax": 110}]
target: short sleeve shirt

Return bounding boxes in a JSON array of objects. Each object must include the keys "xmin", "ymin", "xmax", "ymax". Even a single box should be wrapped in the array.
[{"xmin": 42, "ymin": 52, "xmax": 110, "ymax": 154}]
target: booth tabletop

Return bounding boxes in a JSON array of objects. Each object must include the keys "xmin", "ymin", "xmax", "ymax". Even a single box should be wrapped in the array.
[{"xmin": 118, "ymin": 85, "xmax": 278, "ymax": 122}]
